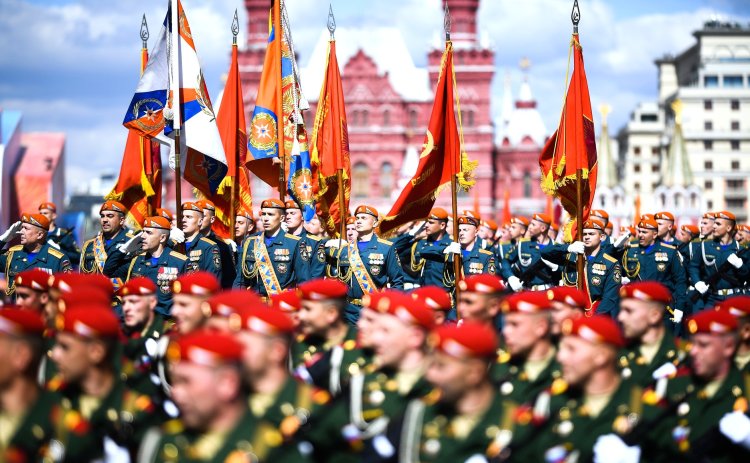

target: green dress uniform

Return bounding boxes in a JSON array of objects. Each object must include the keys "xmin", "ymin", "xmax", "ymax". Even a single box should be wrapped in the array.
[
  {"xmin": 501, "ymin": 237, "xmax": 560, "ymax": 290},
  {"xmin": 106, "ymin": 248, "xmax": 188, "ymax": 316},
  {"xmin": 232, "ymin": 232, "xmax": 309, "ymax": 297},
  {"xmin": 81, "ymin": 228, "xmax": 134, "ymax": 291},
  {"xmin": 48, "ymin": 226, "xmax": 80, "ymax": 266},
  {"xmin": 122, "ymin": 314, "xmax": 171, "ymax": 398},
  {"xmin": 205, "ymin": 230, "xmax": 236, "ymax": 289},
  {"xmin": 1, "ymin": 243, "xmax": 72, "ymax": 295},
  {"xmin": 492, "ymin": 349, "xmax": 563, "ymax": 405},
  {"xmin": 2, "ymin": 389, "xmax": 61, "ymax": 462},
  {"xmin": 183, "ymin": 236, "xmax": 222, "ymax": 281},
  {"xmin": 689, "ymin": 238, "xmax": 750, "ymax": 307},
  {"xmin": 618, "ymin": 330, "xmax": 687, "ymax": 388},
  {"xmin": 542, "ymin": 244, "xmax": 622, "ymax": 316},
  {"xmin": 329, "ymin": 237, "xmax": 405, "ymax": 324},
  {"xmin": 622, "ymin": 242, "xmax": 689, "ymax": 315}
]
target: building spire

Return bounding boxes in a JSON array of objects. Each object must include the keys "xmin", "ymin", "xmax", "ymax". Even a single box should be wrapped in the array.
[
  {"xmin": 663, "ymin": 99, "xmax": 693, "ymax": 188},
  {"xmin": 597, "ymin": 104, "xmax": 618, "ymax": 189}
]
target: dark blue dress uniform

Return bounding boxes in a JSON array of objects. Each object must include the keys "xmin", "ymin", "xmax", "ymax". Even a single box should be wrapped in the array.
[
  {"xmin": 455, "ymin": 243, "xmax": 496, "ymax": 277},
  {"xmin": 296, "ymin": 228, "xmax": 327, "ymax": 279},
  {"xmin": 408, "ymin": 233, "xmax": 453, "ymax": 288},
  {"xmin": 47, "ymin": 226, "xmax": 80, "ymax": 265},
  {"xmin": 205, "ymin": 230, "xmax": 236, "ymax": 288},
  {"xmin": 232, "ymin": 231, "xmax": 309, "ymax": 296},
  {"xmin": 80, "ymin": 227, "xmax": 133, "ymax": 291},
  {"xmin": 119, "ymin": 250, "xmax": 188, "ymax": 316},
  {"xmin": 689, "ymin": 237, "xmax": 750, "ymax": 307},
  {"xmin": 622, "ymin": 240, "xmax": 688, "ymax": 314},
  {"xmin": 1, "ymin": 243, "xmax": 72, "ymax": 295},
  {"xmin": 501, "ymin": 237, "xmax": 560, "ymax": 289},
  {"xmin": 184, "ymin": 236, "xmax": 222, "ymax": 281}
]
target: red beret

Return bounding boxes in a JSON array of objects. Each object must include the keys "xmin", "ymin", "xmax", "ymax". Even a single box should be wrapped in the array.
[
  {"xmin": 373, "ymin": 291, "xmax": 434, "ymax": 329},
  {"xmin": 458, "ymin": 216, "xmax": 480, "ymax": 227},
  {"xmin": 195, "ymin": 199, "xmax": 216, "ymax": 211},
  {"xmin": 429, "ymin": 208, "xmax": 449, "ymax": 220},
  {"xmin": 298, "ymin": 278, "xmax": 348, "ymax": 301},
  {"xmin": 49, "ymin": 273, "xmax": 113, "ymax": 296},
  {"xmin": 550, "ymin": 223, "xmax": 560, "ymax": 232},
  {"xmin": 100, "ymin": 201, "xmax": 126, "ymax": 214},
  {"xmin": 0, "ymin": 308, "xmax": 45, "ymax": 336},
  {"xmin": 583, "ymin": 218, "xmax": 606, "ymax": 231},
  {"xmin": 561, "ymin": 316, "xmax": 625, "ymax": 348},
  {"xmin": 58, "ymin": 290, "xmax": 112, "ymax": 313},
  {"xmin": 590, "ymin": 209, "xmax": 609, "ymax": 221},
  {"xmin": 284, "ymin": 200, "xmax": 300, "ymax": 210},
  {"xmin": 345, "ymin": 216, "xmax": 356, "ymax": 225},
  {"xmin": 547, "ymin": 286, "xmax": 588, "ymax": 309},
  {"xmin": 462, "ymin": 210, "xmax": 480, "ymax": 219},
  {"xmin": 716, "ymin": 211, "xmax": 736, "ymax": 222},
  {"xmin": 15, "ymin": 269, "xmax": 51, "ymax": 291},
  {"xmin": 619, "ymin": 281, "xmax": 671, "ymax": 305},
  {"xmin": 510, "ymin": 216, "xmax": 530, "ymax": 226},
  {"xmin": 501, "ymin": 291, "xmax": 552, "ymax": 314},
  {"xmin": 362, "ymin": 291, "xmax": 397, "ymax": 311},
  {"xmin": 640, "ymin": 214, "xmax": 655, "ymax": 222},
  {"xmin": 430, "ymin": 322, "xmax": 498, "ymax": 359},
  {"xmin": 21, "ymin": 213, "xmax": 50, "ymax": 231},
  {"xmin": 57, "ymin": 306, "xmax": 120, "ymax": 339},
  {"xmin": 182, "ymin": 202, "xmax": 204, "ymax": 213},
  {"xmin": 483, "ymin": 219, "xmax": 498, "ymax": 231},
  {"xmin": 655, "ymin": 212, "xmax": 674, "ymax": 222},
  {"xmin": 411, "ymin": 286, "xmax": 452, "ymax": 312},
  {"xmin": 355, "ymin": 205, "xmax": 379, "ymax": 218},
  {"xmin": 142, "ymin": 216, "xmax": 171, "ymax": 230},
  {"xmin": 458, "ymin": 274, "xmax": 505, "ymax": 294},
  {"xmin": 172, "ymin": 271, "xmax": 220, "ymax": 297},
  {"xmin": 269, "ymin": 289, "xmax": 302, "ymax": 313},
  {"xmin": 680, "ymin": 224, "xmax": 699, "ymax": 235},
  {"xmin": 117, "ymin": 277, "xmax": 157, "ymax": 297},
  {"xmin": 605, "ymin": 222, "xmax": 613, "ymax": 231},
  {"xmin": 638, "ymin": 218, "xmax": 658, "ymax": 230},
  {"xmin": 716, "ymin": 296, "xmax": 750, "ymax": 318},
  {"xmin": 702, "ymin": 212, "xmax": 716, "ymax": 220},
  {"xmin": 232, "ymin": 305, "xmax": 295, "ymax": 335},
  {"xmin": 261, "ymin": 198, "xmax": 286, "ymax": 210},
  {"xmin": 206, "ymin": 290, "xmax": 264, "ymax": 318},
  {"xmin": 688, "ymin": 309, "xmax": 737, "ymax": 335},
  {"xmin": 167, "ymin": 329, "xmax": 243, "ymax": 366},
  {"xmin": 236, "ymin": 208, "xmax": 254, "ymax": 220},
  {"xmin": 156, "ymin": 208, "xmax": 175, "ymax": 221},
  {"xmin": 38, "ymin": 202, "xmax": 57, "ymax": 212},
  {"xmin": 532, "ymin": 213, "xmax": 552, "ymax": 225},
  {"xmin": 620, "ymin": 226, "xmax": 636, "ymax": 236}
]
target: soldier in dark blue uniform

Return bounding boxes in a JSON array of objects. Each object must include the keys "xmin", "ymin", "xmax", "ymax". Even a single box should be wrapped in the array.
[
  {"xmin": 0, "ymin": 213, "xmax": 72, "ymax": 296},
  {"xmin": 655, "ymin": 211, "xmax": 679, "ymax": 246},
  {"xmin": 233, "ymin": 206, "xmax": 256, "ymax": 259},
  {"xmin": 592, "ymin": 208, "xmax": 631, "ymax": 259},
  {"xmin": 502, "ymin": 212, "xmax": 560, "ymax": 292},
  {"xmin": 541, "ymin": 218, "xmax": 622, "ymax": 317},
  {"xmin": 104, "ymin": 215, "xmax": 187, "ymax": 316},
  {"xmin": 444, "ymin": 214, "xmax": 496, "ymax": 281},
  {"xmin": 196, "ymin": 199, "xmax": 236, "ymax": 288},
  {"xmin": 38, "ymin": 201, "xmax": 80, "ymax": 266},
  {"xmin": 676, "ymin": 224, "xmax": 699, "ymax": 263},
  {"xmin": 233, "ymin": 198, "xmax": 309, "ymax": 297},
  {"xmin": 622, "ymin": 218, "xmax": 688, "ymax": 322},
  {"xmin": 690, "ymin": 210, "xmax": 750, "ymax": 307},
  {"xmin": 392, "ymin": 208, "xmax": 452, "ymax": 290},
  {"xmin": 325, "ymin": 205, "xmax": 405, "ymax": 324},
  {"xmin": 80, "ymin": 201, "xmax": 134, "ymax": 293},
  {"xmin": 180, "ymin": 202, "xmax": 222, "ymax": 281},
  {"xmin": 285, "ymin": 199, "xmax": 326, "ymax": 279}
]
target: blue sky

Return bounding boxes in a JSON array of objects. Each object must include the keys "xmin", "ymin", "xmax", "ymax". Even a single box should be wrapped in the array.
[{"xmin": 1, "ymin": 0, "xmax": 749, "ymax": 193}]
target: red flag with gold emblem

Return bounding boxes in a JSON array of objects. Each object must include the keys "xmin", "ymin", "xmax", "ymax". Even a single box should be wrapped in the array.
[{"xmin": 539, "ymin": 33, "xmax": 597, "ymax": 241}]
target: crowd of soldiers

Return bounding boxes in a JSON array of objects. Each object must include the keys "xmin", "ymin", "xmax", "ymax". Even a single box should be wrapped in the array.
[{"xmin": 1, "ymin": 197, "xmax": 750, "ymax": 462}]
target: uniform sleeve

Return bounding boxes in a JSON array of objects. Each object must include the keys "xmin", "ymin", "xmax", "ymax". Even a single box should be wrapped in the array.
[
  {"xmin": 58, "ymin": 233, "xmax": 80, "ymax": 264},
  {"xmin": 597, "ymin": 263, "xmax": 622, "ymax": 316},
  {"xmin": 0, "ymin": 253, "xmax": 7, "ymax": 273},
  {"xmin": 501, "ymin": 243, "xmax": 519, "ymax": 279},
  {"xmin": 390, "ymin": 233, "xmax": 415, "ymax": 254},
  {"xmin": 540, "ymin": 243, "xmax": 571, "ymax": 265},
  {"xmin": 103, "ymin": 247, "xmax": 132, "ymax": 279},
  {"xmin": 293, "ymin": 240, "xmax": 310, "ymax": 285},
  {"xmin": 386, "ymin": 245, "xmax": 405, "ymax": 290},
  {"xmin": 232, "ymin": 239, "xmax": 249, "ymax": 289},
  {"xmin": 307, "ymin": 239, "xmax": 327, "ymax": 279},
  {"xmin": 670, "ymin": 251, "xmax": 688, "ymax": 312},
  {"xmin": 204, "ymin": 244, "xmax": 223, "ymax": 280},
  {"xmin": 688, "ymin": 243, "xmax": 703, "ymax": 284},
  {"xmin": 416, "ymin": 240, "xmax": 450, "ymax": 261}
]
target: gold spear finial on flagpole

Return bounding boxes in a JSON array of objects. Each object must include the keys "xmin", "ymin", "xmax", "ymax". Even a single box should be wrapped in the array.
[
  {"xmin": 141, "ymin": 14, "xmax": 149, "ymax": 48},
  {"xmin": 232, "ymin": 8, "xmax": 240, "ymax": 45},
  {"xmin": 444, "ymin": 3, "xmax": 451, "ymax": 41},
  {"xmin": 571, "ymin": 0, "xmax": 580, "ymax": 33},
  {"xmin": 327, "ymin": 4, "xmax": 336, "ymax": 39}
]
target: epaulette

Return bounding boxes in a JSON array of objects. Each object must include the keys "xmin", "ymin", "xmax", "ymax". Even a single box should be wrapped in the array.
[
  {"xmin": 377, "ymin": 237, "xmax": 394, "ymax": 246},
  {"xmin": 9, "ymin": 245, "xmax": 23, "ymax": 251},
  {"xmin": 690, "ymin": 238, "xmax": 702, "ymax": 244},
  {"xmin": 550, "ymin": 378, "xmax": 568, "ymax": 396},
  {"xmin": 496, "ymin": 349, "xmax": 511, "ymax": 364},
  {"xmin": 479, "ymin": 248, "xmax": 494, "ymax": 256},
  {"xmin": 163, "ymin": 419, "xmax": 185, "ymax": 435},
  {"xmin": 424, "ymin": 388, "xmax": 441, "ymax": 405},
  {"xmin": 602, "ymin": 253, "xmax": 618, "ymax": 263},
  {"xmin": 343, "ymin": 339, "xmax": 358, "ymax": 351},
  {"xmin": 519, "ymin": 237, "xmax": 531, "ymax": 243},
  {"xmin": 286, "ymin": 233, "xmax": 301, "ymax": 241},
  {"xmin": 199, "ymin": 236, "xmax": 217, "ymax": 246},
  {"xmin": 499, "ymin": 241, "xmax": 511, "ymax": 245},
  {"xmin": 660, "ymin": 243, "xmax": 677, "ymax": 249},
  {"xmin": 48, "ymin": 247, "xmax": 65, "ymax": 259},
  {"xmin": 169, "ymin": 251, "xmax": 187, "ymax": 261},
  {"xmin": 307, "ymin": 234, "xmax": 322, "ymax": 241}
]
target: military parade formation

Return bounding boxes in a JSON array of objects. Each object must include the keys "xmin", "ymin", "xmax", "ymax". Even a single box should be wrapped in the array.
[{"xmin": 1, "ymin": 199, "xmax": 750, "ymax": 462}]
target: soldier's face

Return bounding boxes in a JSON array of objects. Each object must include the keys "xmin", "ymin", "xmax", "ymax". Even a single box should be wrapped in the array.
[
  {"xmin": 39, "ymin": 209, "xmax": 56, "ymax": 223},
  {"xmin": 285, "ymin": 208, "xmax": 303, "ymax": 229},
  {"xmin": 355, "ymin": 214, "xmax": 376, "ymax": 234},
  {"xmin": 500, "ymin": 227, "xmax": 511, "ymax": 241},
  {"xmin": 235, "ymin": 330, "xmax": 274, "ymax": 379},
  {"xmin": 549, "ymin": 302, "xmax": 582, "ymax": 336},
  {"xmin": 100, "ymin": 212, "xmax": 124, "ymax": 234},
  {"xmin": 509, "ymin": 223, "xmax": 526, "ymax": 240},
  {"xmin": 298, "ymin": 300, "xmax": 334, "ymax": 336},
  {"xmin": 51, "ymin": 332, "xmax": 94, "ymax": 383},
  {"xmin": 689, "ymin": 333, "xmax": 736, "ymax": 381},
  {"xmin": 557, "ymin": 336, "xmax": 608, "ymax": 387},
  {"xmin": 200, "ymin": 211, "xmax": 215, "ymax": 232},
  {"xmin": 19, "ymin": 223, "xmax": 44, "ymax": 246},
  {"xmin": 502, "ymin": 312, "xmax": 549, "ymax": 357},
  {"xmin": 171, "ymin": 294, "xmax": 208, "ymax": 335},
  {"xmin": 304, "ymin": 217, "xmax": 323, "ymax": 235},
  {"xmin": 426, "ymin": 352, "xmax": 484, "ymax": 403},
  {"xmin": 356, "ymin": 308, "xmax": 380, "ymax": 348},
  {"xmin": 457, "ymin": 292, "xmax": 494, "ymax": 324},
  {"xmin": 617, "ymin": 299, "xmax": 659, "ymax": 340},
  {"xmin": 528, "ymin": 220, "xmax": 546, "ymax": 238},
  {"xmin": 478, "ymin": 225, "xmax": 493, "ymax": 240},
  {"xmin": 235, "ymin": 217, "xmax": 251, "ymax": 239},
  {"xmin": 637, "ymin": 228, "xmax": 657, "ymax": 247},
  {"xmin": 371, "ymin": 315, "xmax": 417, "ymax": 369},
  {"xmin": 458, "ymin": 224, "xmax": 477, "ymax": 246},
  {"xmin": 582, "ymin": 230, "xmax": 602, "ymax": 250},
  {"xmin": 181, "ymin": 211, "xmax": 203, "ymax": 235},
  {"xmin": 141, "ymin": 228, "xmax": 165, "ymax": 252},
  {"xmin": 713, "ymin": 218, "xmax": 734, "ymax": 239},
  {"xmin": 14, "ymin": 286, "xmax": 47, "ymax": 311},
  {"xmin": 121, "ymin": 294, "xmax": 155, "ymax": 330},
  {"xmin": 170, "ymin": 363, "xmax": 227, "ymax": 430},
  {"xmin": 261, "ymin": 209, "xmax": 283, "ymax": 234},
  {"xmin": 425, "ymin": 218, "xmax": 447, "ymax": 237},
  {"xmin": 700, "ymin": 218, "xmax": 714, "ymax": 237},
  {"xmin": 656, "ymin": 219, "xmax": 673, "ymax": 238},
  {"xmin": 346, "ymin": 224, "xmax": 358, "ymax": 243},
  {"xmin": 676, "ymin": 229, "xmax": 693, "ymax": 243}
]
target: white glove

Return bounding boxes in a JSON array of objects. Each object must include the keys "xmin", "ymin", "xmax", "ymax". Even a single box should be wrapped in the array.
[
  {"xmin": 281, "ymin": 222, "xmax": 289, "ymax": 232},
  {"xmin": 0, "ymin": 221, "xmax": 21, "ymax": 242},
  {"xmin": 103, "ymin": 436, "xmax": 131, "ymax": 463},
  {"xmin": 620, "ymin": 276, "xmax": 631, "ymax": 285},
  {"xmin": 228, "ymin": 239, "xmax": 238, "ymax": 253},
  {"xmin": 720, "ymin": 411, "xmax": 750, "ymax": 448},
  {"xmin": 695, "ymin": 281, "xmax": 709, "ymax": 294},
  {"xmin": 325, "ymin": 238, "xmax": 346, "ymax": 248},
  {"xmin": 567, "ymin": 241, "xmax": 585, "ymax": 255},
  {"xmin": 593, "ymin": 434, "xmax": 641, "ymax": 463},
  {"xmin": 408, "ymin": 222, "xmax": 422, "ymax": 236},
  {"xmin": 728, "ymin": 253, "xmax": 744, "ymax": 269},
  {"xmin": 613, "ymin": 231, "xmax": 631, "ymax": 250},
  {"xmin": 507, "ymin": 275, "xmax": 523, "ymax": 292},
  {"xmin": 118, "ymin": 232, "xmax": 144, "ymax": 254},
  {"xmin": 169, "ymin": 227, "xmax": 185, "ymax": 244},
  {"xmin": 541, "ymin": 258, "xmax": 559, "ymax": 272},
  {"xmin": 671, "ymin": 309, "xmax": 684, "ymax": 324},
  {"xmin": 652, "ymin": 362, "xmax": 677, "ymax": 380},
  {"xmin": 48, "ymin": 239, "xmax": 61, "ymax": 249},
  {"xmin": 443, "ymin": 242, "xmax": 462, "ymax": 255}
]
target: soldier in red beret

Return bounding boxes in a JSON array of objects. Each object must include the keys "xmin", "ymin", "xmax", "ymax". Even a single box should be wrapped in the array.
[
  {"xmin": 412, "ymin": 285, "xmax": 453, "ymax": 326},
  {"xmin": 169, "ymin": 271, "xmax": 220, "ymax": 335},
  {"xmin": 716, "ymin": 296, "xmax": 750, "ymax": 373},
  {"xmin": 13, "ymin": 268, "xmax": 51, "ymax": 312},
  {"xmin": 547, "ymin": 286, "xmax": 587, "ymax": 337},
  {"xmin": 269, "ymin": 288, "xmax": 302, "ymax": 327},
  {"xmin": 203, "ymin": 289, "xmax": 264, "ymax": 333},
  {"xmin": 456, "ymin": 273, "xmax": 506, "ymax": 326}
]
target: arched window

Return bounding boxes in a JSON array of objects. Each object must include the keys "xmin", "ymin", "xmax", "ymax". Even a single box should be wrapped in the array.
[
  {"xmin": 523, "ymin": 171, "xmax": 532, "ymax": 197},
  {"xmin": 467, "ymin": 110, "xmax": 475, "ymax": 127},
  {"xmin": 383, "ymin": 109, "xmax": 390, "ymax": 126},
  {"xmin": 361, "ymin": 110, "xmax": 369, "ymax": 126},
  {"xmin": 351, "ymin": 110, "xmax": 359, "ymax": 126},
  {"xmin": 380, "ymin": 162, "xmax": 394, "ymax": 197},
  {"xmin": 353, "ymin": 162, "xmax": 369, "ymax": 198},
  {"xmin": 410, "ymin": 110, "xmax": 418, "ymax": 129}
]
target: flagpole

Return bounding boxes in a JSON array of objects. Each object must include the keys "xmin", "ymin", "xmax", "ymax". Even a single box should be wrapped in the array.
[
  {"xmin": 572, "ymin": 0, "xmax": 585, "ymax": 290},
  {"xmin": 229, "ymin": 10, "xmax": 240, "ymax": 237},
  {"xmin": 275, "ymin": 0, "xmax": 286, "ymax": 201},
  {"xmin": 170, "ymin": 0, "xmax": 183, "ymax": 225},
  {"xmin": 326, "ymin": 6, "xmax": 346, "ymax": 240},
  {"xmin": 141, "ymin": 14, "xmax": 154, "ymax": 217}
]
